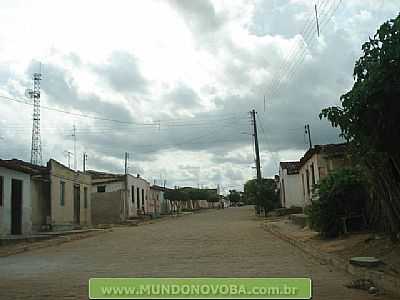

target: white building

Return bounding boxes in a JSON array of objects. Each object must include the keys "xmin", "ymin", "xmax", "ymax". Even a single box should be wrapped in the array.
[{"xmin": 279, "ymin": 161, "xmax": 303, "ymax": 208}]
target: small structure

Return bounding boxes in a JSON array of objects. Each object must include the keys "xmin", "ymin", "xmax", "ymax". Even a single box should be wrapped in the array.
[
  {"xmin": 89, "ymin": 171, "xmax": 150, "ymax": 224},
  {"xmin": 279, "ymin": 161, "xmax": 303, "ymax": 208},
  {"xmin": 299, "ymin": 143, "xmax": 350, "ymax": 205}
]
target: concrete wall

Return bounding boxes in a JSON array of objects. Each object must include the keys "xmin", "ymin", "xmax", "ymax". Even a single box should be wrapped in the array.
[
  {"xmin": 31, "ymin": 178, "xmax": 50, "ymax": 232},
  {"xmin": 0, "ymin": 167, "xmax": 32, "ymax": 236},
  {"xmin": 279, "ymin": 167, "xmax": 304, "ymax": 208},
  {"xmin": 48, "ymin": 160, "xmax": 92, "ymax": 230},
  {"xmin": 91, "ymin": 190, "xmax": 124, "ymax": 224}
]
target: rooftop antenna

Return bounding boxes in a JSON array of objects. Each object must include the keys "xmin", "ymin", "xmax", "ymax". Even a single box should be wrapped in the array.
[{"xmin": 26, "ymin": 63, "xmax": 43, "ymax": 165}]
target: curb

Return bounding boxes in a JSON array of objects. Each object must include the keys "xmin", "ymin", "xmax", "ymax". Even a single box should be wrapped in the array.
[
  {"xmin": 264, "ymin": 221, "xmax": 400, "ymax": 297},
  {"xmin": 0, "ymin": 229, "xmax": 112, "ymax": 258}
]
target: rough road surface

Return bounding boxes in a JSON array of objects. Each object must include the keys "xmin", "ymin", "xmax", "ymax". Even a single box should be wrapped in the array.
[{"xmin": 0, "ymin": 207, "xmax": 395, "ymax": 299}]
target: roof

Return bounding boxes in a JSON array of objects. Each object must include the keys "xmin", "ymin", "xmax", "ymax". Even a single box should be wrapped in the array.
[
  {"xmin": 87, "ymin": 170, "xmax": 125, "ymax": 180},
  {"xmin": 280, "ymin": 161, "xmax": 301, "ymax": 175},
  {"xmin": 150, "ymin": 185, "xmax": 173, "ymax": 192},
  {"xmin": 0, "ymin": 159, "xmax": 47, "ymax": 175},
  {"xmin": 300, "ymin": 143, "xmax": 348, "ymax": 167}
]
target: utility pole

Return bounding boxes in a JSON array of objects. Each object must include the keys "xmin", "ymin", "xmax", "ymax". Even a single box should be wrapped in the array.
[
  {"xmin": 72, "ymin": 125, "xmax": 77, "ymax": 171},
  {"xmin": 305, "ymin": 124, "xmax": 312, "ymax": 149},
  {"xmin": 251, "ymin": 109, "xmax": 262, "ymax": 182},
  {"xmin": 83, "ymin": 152, "xmax": 88, "ymax": 172},
  {"xmin": 27, "ymin": 70, "xmax": 42, "ymax": 165},
  {"xmin": 124, "ymin": 152, "xmax": 129, "ymax": 175}
]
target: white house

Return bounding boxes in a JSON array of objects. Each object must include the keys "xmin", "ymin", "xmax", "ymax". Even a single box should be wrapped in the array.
[
  {"xmin": 279, "ymin": 161, "xmax": 303, "ymax": 208},
  {"xmin": 0, "ymin": 159, "xmax": 45, "ymax": 236}
]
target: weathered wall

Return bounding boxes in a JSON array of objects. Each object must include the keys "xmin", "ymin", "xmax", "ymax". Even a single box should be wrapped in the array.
[
  {"xmin": 31, "ymin": 178, "xmax": 50, "ymax": 232},
  {"xmin": 279, "ymin": 167, "xmax": 303, "ymax": 208},
  {"xmin": 91, "ymin": 191, "xmax": 124, "ymax": 224},
  {"xmin": 0, "ymin": 167, "xmax": 32, "ymax": 236},
  {"xmin": 49, "ymin": 160, "xmax": 92, "ymax": 230}
]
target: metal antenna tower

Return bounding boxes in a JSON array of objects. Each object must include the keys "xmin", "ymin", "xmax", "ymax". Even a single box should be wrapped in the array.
[{"xmin": 27, "ymin": 71, "xmax": 43, "ymax": 165}]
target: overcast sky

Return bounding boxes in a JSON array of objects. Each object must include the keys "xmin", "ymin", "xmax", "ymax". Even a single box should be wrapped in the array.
[{"xmin": 0, "ymin": 0, "xmax": 398, "ymax": 193}]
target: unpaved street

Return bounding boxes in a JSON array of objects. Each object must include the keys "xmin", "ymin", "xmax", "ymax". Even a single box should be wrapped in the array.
[{"xmin": 0, "ymin": 207, "xmax": 395, "ymax": 299}]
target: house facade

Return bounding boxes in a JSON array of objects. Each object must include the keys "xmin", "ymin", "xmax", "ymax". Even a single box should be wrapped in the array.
[
  {"xmin": 299, "ymin": 143, "xmax": 350, "ymax": 206},
  {"xmin": 0, "ymin": 159, "xmax": 92, "ymax": 235},
  {"xmin": 0, "ymin": 160, "xmax": 43, "ymax": 235},
  {"xmin": 44, "ymin": 159, "xmax": 91, "ymax": 231},
  {"xmin": 279, "ymin": 161, "xmax": 303, "ymax": 208},
  {"xmin": 89, "ymin": 171, "xmax": 150, "ymax": 224}
]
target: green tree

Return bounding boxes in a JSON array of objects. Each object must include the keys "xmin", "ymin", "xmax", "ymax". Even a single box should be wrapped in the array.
[
  {"xmin": 320, "ymin": 13, "xmax": 400, "ymax": 236},
  {"xmin": 244, "ymin": 178, "xmax": 279, "ymax": 216},
  {"xmin": 228, "ymin": 190, "xmax": 241, "ymax": 204}
]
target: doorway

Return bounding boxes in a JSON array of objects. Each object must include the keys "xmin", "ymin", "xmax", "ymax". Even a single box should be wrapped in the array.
[
  {"xmin": 11, "ymin": 179, "xmax": 23, "ymax": 235},
  {"xmin": 74, "ymin": 185, "xmax": 80, "ymax": 225}
]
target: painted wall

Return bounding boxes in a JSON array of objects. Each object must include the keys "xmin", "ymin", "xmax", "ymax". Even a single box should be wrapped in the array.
[
  {"xmin": 0, "ymin": 167, "xmax": 32, "ymax": 236},
  {"xmin": 31, "ymin": 178, "xmax": 50, "ymax": 232},
  {"xmin": 49, "ymin": 160, "xmax": 92, "ymax": 230},
  {"xmin": 279, "ymin": 167, "xmax": 303, "ymax": 208},
  {"xmin": 126, "ymin": 175, "xmax": 150, "ymax": 217}
]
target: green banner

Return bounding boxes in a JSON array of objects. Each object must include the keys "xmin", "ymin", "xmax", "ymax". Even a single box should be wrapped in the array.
[{"xmin": 89, "ymin": 278, "xmax": 312, "ymax": 299}]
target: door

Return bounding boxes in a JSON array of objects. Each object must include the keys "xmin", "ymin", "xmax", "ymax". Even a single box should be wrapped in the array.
[
  {"xmin": 74, "ymin": 185, "xmax": 80, "ymax": 225},
  {"xmin": 11, "ymin": 179, "xmax": 23, "ymax": 235}
]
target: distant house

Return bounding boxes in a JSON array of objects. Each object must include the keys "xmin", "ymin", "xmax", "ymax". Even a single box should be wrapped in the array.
[
  {"xmin": 150, "ymin": 185, "xmax": 172, "ymax": 215},
  {"xmin": 89, "ymin": 171, "xmax": 150, "ymax": 224},
  {"xmin": 299, "ymin": 143, "xmax": 350, "ymax": 205},
  {"xmin": 279, "ymin": 161, "xmax": 303, "ymax": 208},
  {"xmin": 0, "ymin": 158, "xmax": 92, "ymax": 235}
]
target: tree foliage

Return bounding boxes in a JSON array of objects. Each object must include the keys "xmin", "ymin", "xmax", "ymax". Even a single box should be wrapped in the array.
[
  {"xmin": 164, "ymin": 189, "xmax": 189, "ymax": 202},
  {"xmin": 319, "ymin": 13, "xmax": 400, "ymax": 236},
  {"xmin": 306, "ymin": 168, "xmax": 368, "ymax": 238},
  {"xmin": 244, "ymin": 178, "xmax": 280, "ymax": 216},
  {"xmin": 228, "ymin": 190, "xmax": 241, "ymax": 203}
]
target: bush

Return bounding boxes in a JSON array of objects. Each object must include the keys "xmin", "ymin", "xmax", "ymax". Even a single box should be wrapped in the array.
[
  {"xmin": 304, "ymin": 203, "xmax": 321, "ymax": 231},
  {"xmin": 307, "ymin": 168, "xmax": 368, "ymax": 238}
]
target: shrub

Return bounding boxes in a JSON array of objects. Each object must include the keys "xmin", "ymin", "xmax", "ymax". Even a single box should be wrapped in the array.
[{"xmin": 309, "ymin": 168, "xmax": 368, "ymax": 238}]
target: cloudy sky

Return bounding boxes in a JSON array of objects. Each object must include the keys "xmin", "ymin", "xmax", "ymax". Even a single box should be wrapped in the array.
[{"xmin": 0, "ymin": 0, "xmax": 398, "ymax": 193}]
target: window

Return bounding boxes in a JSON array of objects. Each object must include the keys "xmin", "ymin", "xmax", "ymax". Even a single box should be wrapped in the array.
[
  {"xmin": 0, "ymin": 176, "xmax": 3, "ymax": 206},
  {"xmin": 97, "ymin": 185, "xmax": 106, "ymax": 193},
  {"xmin": 131, "ymin": 186, "xmax": 134, "ymax": 203},
  {"xmin": 306, "ymin": 169, "xmax": 310, "ymax": 195},
  {"xmin": 60, "ymin": 181, "xmax": 65, "ymax": 206},
  {"xmin": 84, "ymin": 187, "xmax": 88, "ymax": 209},
  {"xmin": 141, "ymin": 189, "xmax": 144, "ymax": 206}
]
